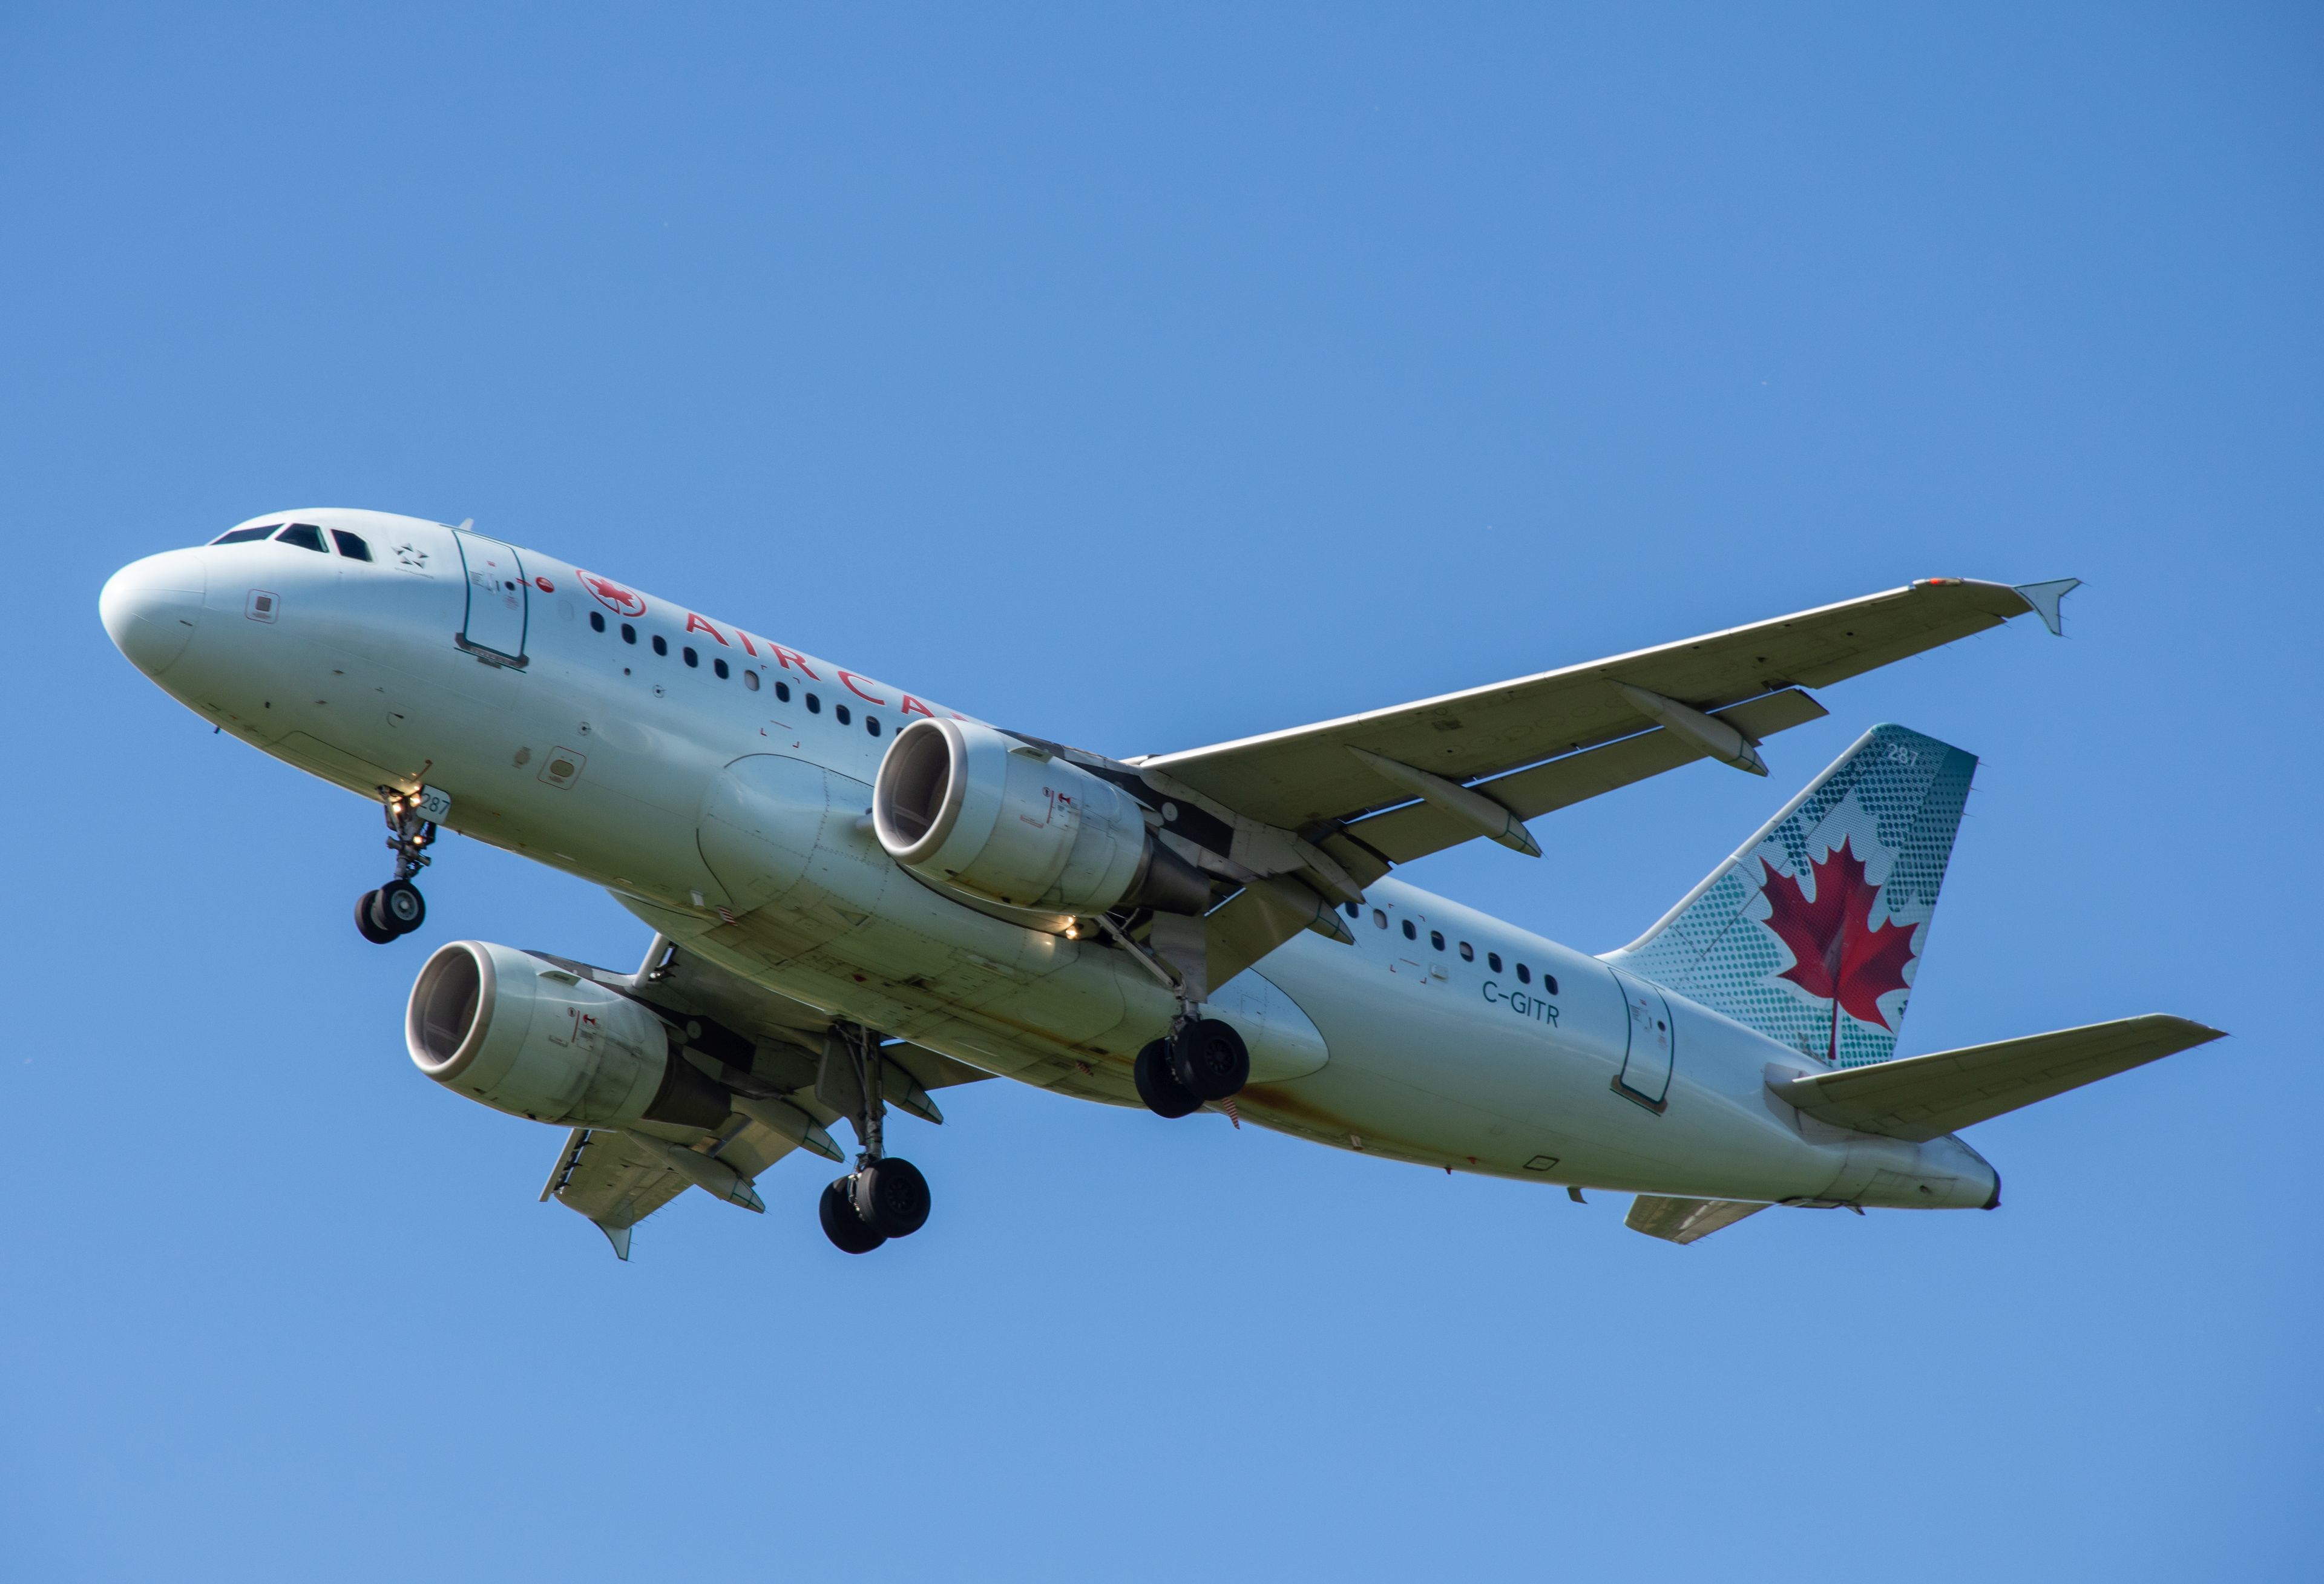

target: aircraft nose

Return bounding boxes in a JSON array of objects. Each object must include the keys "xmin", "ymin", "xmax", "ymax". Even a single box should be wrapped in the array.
[{"xmin": 100, "ymin": 549, "xmax": 207, "ymax": 677}]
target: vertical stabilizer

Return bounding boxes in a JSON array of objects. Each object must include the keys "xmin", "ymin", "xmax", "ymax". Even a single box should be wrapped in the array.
[{"xmin": 1604, "ymin": 724, "xmax": 1977, "ymax": 1067}]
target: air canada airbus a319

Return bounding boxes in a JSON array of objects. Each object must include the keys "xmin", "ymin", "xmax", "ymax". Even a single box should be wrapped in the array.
[{"xmin": 100, "ymin": 511, "xmax": 2223, "ymax": 1257}]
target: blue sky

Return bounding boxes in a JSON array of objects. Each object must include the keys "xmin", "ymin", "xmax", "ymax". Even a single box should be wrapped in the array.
[{"xmin": 4, "ymin": 5, "xmax": 2317, "ymax": 1579}]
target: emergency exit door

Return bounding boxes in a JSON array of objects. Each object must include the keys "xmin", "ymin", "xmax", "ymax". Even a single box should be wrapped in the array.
[{"xmin": 453, "ymin": 529, "xmax": 529, "ymax": 665}]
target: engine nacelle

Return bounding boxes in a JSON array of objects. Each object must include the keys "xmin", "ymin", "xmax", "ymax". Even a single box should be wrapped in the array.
[
  {"xmin": 407, "ymin": 941, "xmax": 726, "ymax": 1129},
  {"xmin": 873, "ymin": 717, "xmax": 1209, "ymax": 915}
]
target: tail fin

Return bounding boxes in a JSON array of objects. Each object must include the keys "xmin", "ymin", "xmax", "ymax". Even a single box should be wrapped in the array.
[{"xmin": 1604, "ymin": 724, "xmax": 1978, "ymax": 1068}]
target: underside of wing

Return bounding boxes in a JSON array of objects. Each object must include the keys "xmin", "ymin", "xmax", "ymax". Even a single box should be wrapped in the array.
[
  {"xmin": 543, "ymin": 1121, "xmax": 800, "ymax": 1259},
  {"xmin": 1132, "ymin": 578, "xmax": 2058, "ymax": 836},
  {"xmin": 1770, "ymin": 1015, "xmax": 2226, "ymax": 1142},
  {"xmin": 1336, "ymin": 688, "xmax": 1828, "ymax": 869}
]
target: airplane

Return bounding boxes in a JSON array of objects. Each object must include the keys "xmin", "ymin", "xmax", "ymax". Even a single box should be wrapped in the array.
[{"xmin": 98, "ymin": 510, "xmax": 2224, "ymax": 1257}]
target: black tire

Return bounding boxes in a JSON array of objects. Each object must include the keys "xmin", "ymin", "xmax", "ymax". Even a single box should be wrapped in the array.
[
  {"xmin": 852, "ymin": 1157, "xmax": 931, "ymax": 1238},
  {"xmin": 1134, "ymin": 1038, "xmax": 1202, "ymax": 1118},
  {"xmin": 819, "ymin": 1177, "xmax": 887, "ymax": 1254},
  {"xmin": 353, "ymin": 890, "xmax": 398, "ymax": 945},
  {"xmin": 1169, "ymin": 1018, "xmax": 1249, "ymax": 1102},
  {"xmin": 375, "ymin": 879, "xmax": 426, "ymax": 935}
]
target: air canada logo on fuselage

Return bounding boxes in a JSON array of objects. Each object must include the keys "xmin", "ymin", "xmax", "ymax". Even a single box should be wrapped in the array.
[{"xmin": 578, "ymin": 571, "xmax": 646, "ymax": 617}]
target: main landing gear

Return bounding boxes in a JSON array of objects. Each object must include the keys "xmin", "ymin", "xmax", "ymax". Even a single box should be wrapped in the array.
[
  {"xmin": 818, "ymin": 1022, "xmax": 933, "ymax": 1255},
  {"xmin": 355, "ymin": 790, "xmax": 436, "ymax": 945},
  {"xmin": 1134, "ymin": 1017, "xmax": 1250, "ymax": 1119}
]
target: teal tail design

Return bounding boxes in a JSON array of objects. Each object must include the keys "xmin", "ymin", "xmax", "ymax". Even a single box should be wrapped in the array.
[{"xmin": 1603, "ymin": 724, "xmax": 1978, "ymax": 1068}]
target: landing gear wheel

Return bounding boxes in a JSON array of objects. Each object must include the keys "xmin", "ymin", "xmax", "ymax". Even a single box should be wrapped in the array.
[
  {"xmin": 353, "ymin": 890, "xmax": 398, "ymax": 945},
  {"xmin": 851, "ymin": 1157, "xmax": 931, "ymax": 1238},
  {"xmin": 373, "ymin": 879, "xmax": 426, "ymax": 936},
  {"xmin": 1169, "ymin": 1018, "xmax": 1250, "ymax": 1102},
  {"xmin": 1135, "ymin": 1038, "xmax": 1203, "ymax": 1118},
  {"xmin": 819, "ymin": 1177, "xmax": 887, "ymax": 1254}
]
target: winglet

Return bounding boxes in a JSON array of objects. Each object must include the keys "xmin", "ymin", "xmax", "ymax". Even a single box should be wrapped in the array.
[
  {"xmin": 2012, "ymin": 578, "xmax": 2081, "ymax": 637},
  {"xmin": 597, "ymin": 1220, "xmax": 632, "ymax": 1261}
]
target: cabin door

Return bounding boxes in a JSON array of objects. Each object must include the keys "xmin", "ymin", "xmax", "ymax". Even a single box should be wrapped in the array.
[{"xmin": 453, "ymin": 529, "xmax": 529, "ymax": 665}]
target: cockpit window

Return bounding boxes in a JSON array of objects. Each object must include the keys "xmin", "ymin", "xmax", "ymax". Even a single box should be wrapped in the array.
[
  {"xmin": 275, "ymin": 524, "xmax": 327, "ymax": 553},
  {"xmin": 329, "ymin": 530, "xmax": 373, "ymax": 561},
  {"xmin": 212, "ymin": 524, "xmax": 280, "ymax": 544}
]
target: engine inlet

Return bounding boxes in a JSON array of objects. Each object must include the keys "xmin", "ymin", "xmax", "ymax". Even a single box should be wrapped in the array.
[{"xmin": 409, "ymin": 941, "xmax": 492, "ymax": 1076}]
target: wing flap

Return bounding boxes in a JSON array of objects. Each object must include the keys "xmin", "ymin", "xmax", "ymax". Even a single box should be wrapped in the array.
[
  {"xmin": 550, "ymin": 1119, "xmax": 805, "ymax": 1258},
  {"xmin": 1133, "ymin": 579, "xmax": 2046, "ymax": 832},
  {"xmin": 1770, "ymin": 1015, "xmax": 2226, "ymax": 1142},
  {"xmin": 1625, "ymin": 1195, "xmax": 1768, "ymax": 1244},
  {"xmin": 1348, "ymin": 688, "xmax": 1827, "ymax": 866}
]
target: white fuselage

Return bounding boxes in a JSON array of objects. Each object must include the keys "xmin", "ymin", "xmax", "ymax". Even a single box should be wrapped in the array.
[{"xmin": 101, "ymin": 510, "xmax": 1997, "ymax": 1211}]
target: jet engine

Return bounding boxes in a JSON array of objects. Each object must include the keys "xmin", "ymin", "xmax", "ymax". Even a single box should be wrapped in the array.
[
  {"xmin": 872, "ymin": 717, "xmax": 1209, "ymax": 915},
  {"xmin": 406, "ymin": 941, "xmax": 728, "ymax": 1129}
]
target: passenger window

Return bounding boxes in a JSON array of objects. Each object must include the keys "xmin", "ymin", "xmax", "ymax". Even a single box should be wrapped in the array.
[
  {"xmin": 743, "ymin": 669, "xmax": 760, "ymax": 691},
  {"xmin": 652, "ymin": 634, "xmax": 668, "ymax": 656},
  {"xmin": 714, "ymin": 657, "xmax": 729, "ymax": 679},
  {"xmin": 1488, "ymin": 952, "xmax": 1503, "ymax": 972},
  {"xmin": 275, "ymin": 524, "xmax": 327, "ymax": 553},
  {"xmin": 1543, "ymin": 974, "xmax": 1559, "ymax": 995},
  {"xmin": 1372, "ymin": 909, "xmax": 1387, "ymax": 929},
  {"xmin": 212, "ymin": 524, "xmax": 280, "ymax": 544},
  {"xmin": 621, "ymin": 623, "xmax": 636, "ymax": 644},
  {"xmin": 1344, "ymin": 902, "xmax": 1361, "ymax": 919},
  {"xmin": 1401, "ymin": 919, "xmax": 1416, "ymax": 941},
  {"xmin": 329, "ymin": 530, "xmax": 373, "ymax": 560},
  {"xmin": 775, "ymin": 680, "xmax": 792, "ymax": 702},
  {"xmin": 589, "ymin": 611, "xmax": 605, "ymax": 633},
  {"xmin": 806, "ymin": 692, "xmax": 821, "ymax": 714},
  {"xmin": 1459, "ymin": 941, "xmax": 1474, "ymax": 962},
  {"xmin": 683, "ymin": 646, "xmax": 699, "ymax": 668},
  {"xmin": 1430, "ymin": 930, "xmax": 1445, "ymax": 951},
  {"xmin": 1517, "ymin": 964, "xmax": 1531, "ymax": 984},
  {"xmin": 836, "ymin": 703, "xmax": 852, "ymax": 725},
  {"xmin": 865, "ymin": 715, "xmax": 880, "ymax": 736}
]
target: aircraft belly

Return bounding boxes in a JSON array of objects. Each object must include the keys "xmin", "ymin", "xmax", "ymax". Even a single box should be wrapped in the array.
[
  {"xmin": 683, "ymin": 754, "xmax": 1145, "ymax": 1072},
  {"xmin": 1251, "ymin": 933, "xmax": 1862, "ymax": 1198},
  {"xmin": 698, "ymin": 754, "xmax": 828, "ymax": 912},
  {"xmin": 1204, "ymin": 971, "xmax": 1329, "ymax": 1083}
]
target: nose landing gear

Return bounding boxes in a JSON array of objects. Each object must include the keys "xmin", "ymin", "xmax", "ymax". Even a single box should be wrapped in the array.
[
  {"xmin": 355, "ymin": 789, "xmax": 438, "ymax": 944},
  {"xmin": 816, "ymin": 1022, "xmax": 934, "ymax": 1254}
]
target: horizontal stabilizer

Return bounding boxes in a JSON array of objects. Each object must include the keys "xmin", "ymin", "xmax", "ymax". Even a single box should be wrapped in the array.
[
  {"xmin": 1625, "ymin": 1195, "xmax": 1768, "ymax": 1244},
  {"xmin": 1770, "ymin": 1014, "xmax": 2225, "ymax": 1142}
]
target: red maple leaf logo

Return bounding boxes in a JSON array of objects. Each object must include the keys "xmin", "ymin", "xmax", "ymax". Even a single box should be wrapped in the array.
[
  {"xmin": 1758, "ymin": 836, "xmax": 1918, "ymax": 1051},
  {"xmin": 577, "ymin": 570, "xmax": 646, "ymax": 618}
]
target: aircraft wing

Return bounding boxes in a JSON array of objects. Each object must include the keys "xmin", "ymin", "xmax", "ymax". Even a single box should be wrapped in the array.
[{"xmin": 1131, "ymin": 579, "xmax": 2070, "ymax": 846}]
